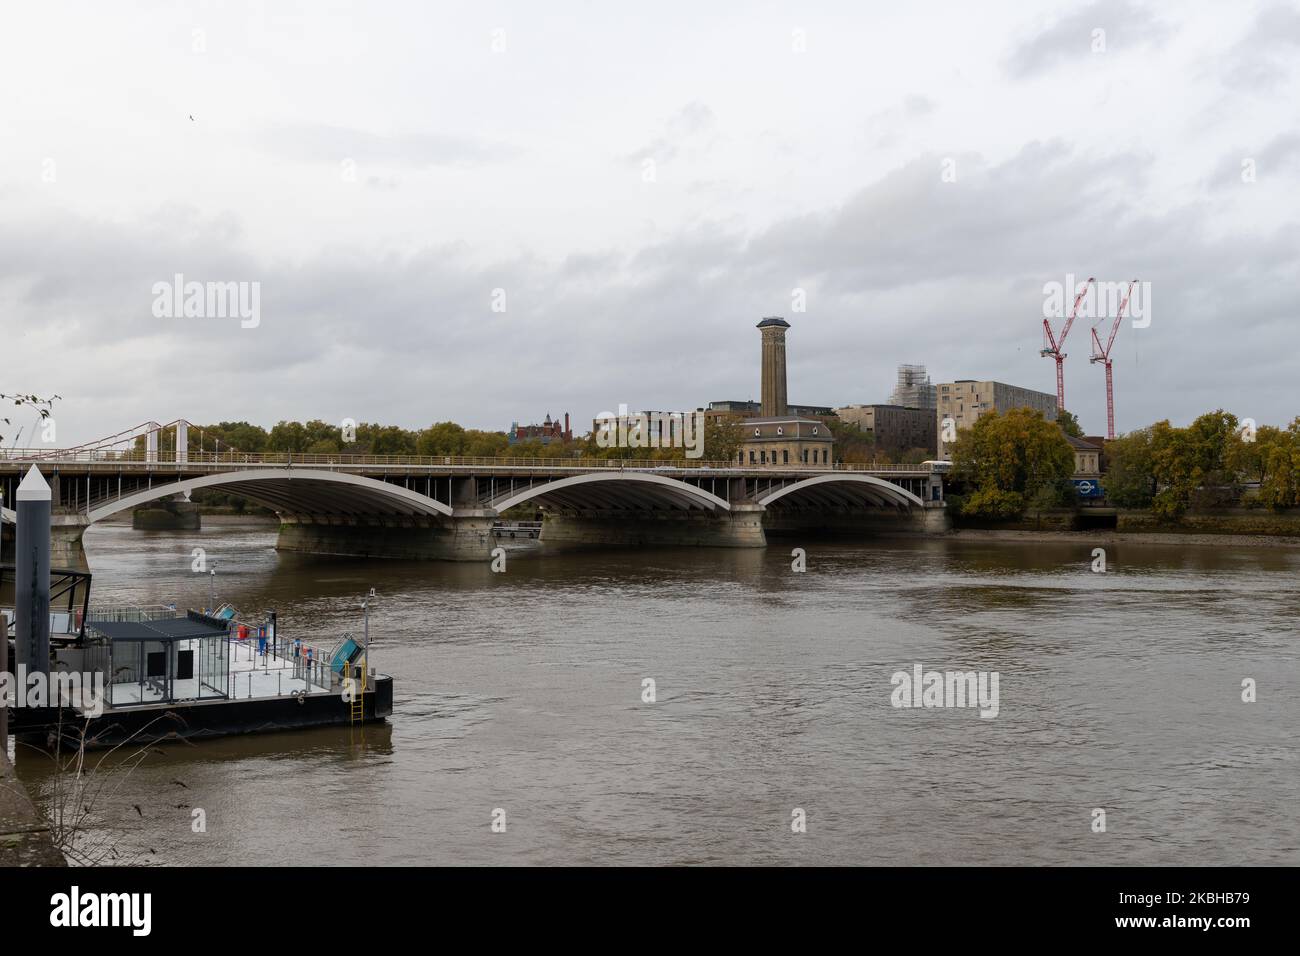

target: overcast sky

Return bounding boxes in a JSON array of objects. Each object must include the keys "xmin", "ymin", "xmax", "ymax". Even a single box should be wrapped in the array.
[{"xmin": 2, "ymin": 0, "xmax": 1297, "ymax": 446}]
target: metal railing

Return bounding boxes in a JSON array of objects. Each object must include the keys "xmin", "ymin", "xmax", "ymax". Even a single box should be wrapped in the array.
[
  {"xmin": 228, "ymin": 632, "xmax": 336, "ymax": 698},
  {"xmin": 0, "ymin": 447, "xmax": 937, "ymax": 473},
  {"xmin": 85, "ymin": 605, "xmax": 184, "ymax": 623}
]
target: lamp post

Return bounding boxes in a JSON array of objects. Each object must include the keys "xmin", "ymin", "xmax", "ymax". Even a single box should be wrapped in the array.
[{"xmin": 209, "ymin": 563, "xmax": 217, "ymax": 613}]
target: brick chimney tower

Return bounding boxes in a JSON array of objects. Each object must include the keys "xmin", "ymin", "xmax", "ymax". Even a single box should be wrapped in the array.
[{"xmin": 757, "ymin": 316, "xmax": 791, "ymax": 416}]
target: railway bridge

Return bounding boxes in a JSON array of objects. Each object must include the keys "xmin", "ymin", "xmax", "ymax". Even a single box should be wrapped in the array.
[{"xmin": 0, "ymin": 423, "xmax": 947, "ymax": 565}]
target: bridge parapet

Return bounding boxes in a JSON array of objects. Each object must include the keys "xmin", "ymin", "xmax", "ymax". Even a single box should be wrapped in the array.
[{"xmin": 0, "ymin": 448, "xmax": 936, "ymax": 476}]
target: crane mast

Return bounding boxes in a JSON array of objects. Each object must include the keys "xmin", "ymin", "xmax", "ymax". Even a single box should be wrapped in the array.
[
  {"xmin": 1090, "ymin": 279, "xmax": 1138, "ymax": 441},
  {"xmin": 1041, "ymin": 276, "xmax": 1095, "ymax": 410}
]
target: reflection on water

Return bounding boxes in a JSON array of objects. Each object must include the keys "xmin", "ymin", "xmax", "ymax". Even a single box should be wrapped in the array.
[{"xmin": 13, "ymin": 521, "xmax": 1300, "ymax": 866}]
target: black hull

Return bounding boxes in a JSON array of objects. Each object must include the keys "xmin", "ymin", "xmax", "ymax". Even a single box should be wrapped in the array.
[{"xmin": 8, "ymin": 676, "xmax": 394, "ymax": 750}]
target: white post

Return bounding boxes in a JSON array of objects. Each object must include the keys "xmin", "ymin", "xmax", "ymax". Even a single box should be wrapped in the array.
[{"xmin": 176, "ymin": 421, "xmax": 188, "ymax": 464}]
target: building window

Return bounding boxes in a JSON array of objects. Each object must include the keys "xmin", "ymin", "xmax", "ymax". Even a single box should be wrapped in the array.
[
  {"xmin": 802, "ymin": 449, "xmax": 809, "ymax": 463},
  {"xmin": 749, "ymin": 451, "xmax": 756, "ymax": 464},
  {"xmin": 783, "ymin": 450, "xmax": 789, "ymax": 464},
  {"xmin": 761, "ymin": 450, "xmax": 767, "ymax": 463},
  {"xmin": 738, "ymin": 451, "xmax": 744, "ymax": 464},
  {"xmin": 754, "ymin": 427, "xmax": 761, "ymax": 437},
  {"xmin": 776, "ymin": 427, "xmax": 783, "ymax": 436}
]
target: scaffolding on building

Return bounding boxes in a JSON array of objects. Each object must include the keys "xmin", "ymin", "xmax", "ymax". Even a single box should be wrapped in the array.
[{"xmin": 888, "ymin": 365, "xmax": 936, "ymax": 410}]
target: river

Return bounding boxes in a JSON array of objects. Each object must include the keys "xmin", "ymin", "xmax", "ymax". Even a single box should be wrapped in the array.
[{"xmin": 13, "ymin": 520, "xmax": 1300, "ymax": 865}]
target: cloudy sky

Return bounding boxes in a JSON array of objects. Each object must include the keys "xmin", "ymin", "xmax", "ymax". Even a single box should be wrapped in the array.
[{"xmin": 2, "ymin": 0, "xmax": 1297, "ymax": 445}]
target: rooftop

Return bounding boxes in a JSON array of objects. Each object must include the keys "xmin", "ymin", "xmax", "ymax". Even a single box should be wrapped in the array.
[
  {"xmin": 744, "ymin": 415, "xmax": 830, "ymax": 425},
  {"xmin": 87, "ymin": 612, "xmax": 230, "ymax": 643},
  {"xmin": 1065, "ymin": 434, "xmax": 1101, "ymax": 450}
]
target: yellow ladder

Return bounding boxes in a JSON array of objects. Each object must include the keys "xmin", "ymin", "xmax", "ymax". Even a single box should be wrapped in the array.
[{"xmin": 350, "ymin": 657, "xmax": 367, "ymax": 724}]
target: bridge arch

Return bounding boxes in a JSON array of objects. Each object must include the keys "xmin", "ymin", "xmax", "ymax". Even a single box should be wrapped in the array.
[
  {"xmin": 85, "ymin": 469, "xmax": 454, "ymax": 523},
  {"xmin": 488, "ymin": 472, "xmax": 731, "ymax": 514},
  {"xmin": 755, "ymin": 474, "xmax": 924, "ymax": 510}
]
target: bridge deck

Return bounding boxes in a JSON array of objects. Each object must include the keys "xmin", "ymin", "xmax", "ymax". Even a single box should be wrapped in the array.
[
  {"xmin": 0, "ymin": 450, "xmax": 935, "ymax": 476},
  {"xmin": 0, "ymin": 451, "xmax": 944, "ymax": 523}
]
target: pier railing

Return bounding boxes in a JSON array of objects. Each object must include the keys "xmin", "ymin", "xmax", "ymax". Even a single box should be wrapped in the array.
[
  {"xmin": 227, "ymin": 632, "xmax": 346, "ymax": 700},
  {"xmin": 86, "ymin": 605, "xmax": 184, "ymax": 623},
  {"xmin": 0, "ymin": 447, "xmax": 937, "ymax": 473}
]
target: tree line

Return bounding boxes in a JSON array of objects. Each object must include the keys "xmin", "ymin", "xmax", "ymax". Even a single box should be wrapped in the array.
[
  {"xmin": 1106, "ymin": 411, "xmax": 1300, "ymax": 517},
  {"xmin": 948, "ymin": 406, "xmax": 1300, "ymax": 520},
  {"xmin": 142, "ymin": 417, "xmax": 752, "ymax": 462}
]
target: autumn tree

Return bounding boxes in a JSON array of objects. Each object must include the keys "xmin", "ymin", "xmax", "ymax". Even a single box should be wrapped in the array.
[{"xmin": 950, "ymin": 407, "xmax": 1075, "ymax": 519}]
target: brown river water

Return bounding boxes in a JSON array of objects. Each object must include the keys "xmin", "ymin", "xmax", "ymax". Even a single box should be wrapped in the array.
[{"xmin": 11, "ymin": 520, "xmax": 1300, "ymax": 865}]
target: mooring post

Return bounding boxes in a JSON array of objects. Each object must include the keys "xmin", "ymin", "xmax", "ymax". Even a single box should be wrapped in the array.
[
  {"xmin": 15, "ymin": 466, "xmax": 52, "ymax": 688},
  {"xmin": 1, "ymin": 486, "xmax": 6, "ymax": 745}
]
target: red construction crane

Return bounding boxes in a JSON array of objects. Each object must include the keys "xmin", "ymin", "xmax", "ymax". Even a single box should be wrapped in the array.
[
  {"xmin": 1090, "ymin": 279, "xmax": 1138, "ymax": 440},
  {"xmin": 1041, "ymin": 276, "xmax": 1095, "ymax": 411}
]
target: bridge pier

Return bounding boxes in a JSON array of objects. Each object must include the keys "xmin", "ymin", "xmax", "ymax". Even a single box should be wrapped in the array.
[
  {"xmin": 539, "ymin": 504, "xmax": 766, "ymax": 551},
  {"xmin": 133, "ymin": 494, "xmax": 201, "ymax": 531},
  {"xmin": 50, "ymin": 513, "xmax": 90, "ymax": 571},
  {"xmin": 276, "ymin": 511, "xmax": 496, "ymax": 562},
  {"xmin": 763, "ymin": 502, "xmax": 950, "ymax": 537}
]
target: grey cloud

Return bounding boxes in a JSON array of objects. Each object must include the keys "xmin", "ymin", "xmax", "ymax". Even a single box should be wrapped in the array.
[
  {"xmin": 1004, "ymin": 0, "xmax": 1174, "ymax": 78},
  {"xmin": 3, "ymin": 141, "xmax": 1298, "ymax": 443},
  {"xmin": 1218, "ymin": 2, "xmax": 1300, "ymax": 90},
  {"xmin": 1207, "ymin": 132, "xmax": 1300, "ymax": 188}
]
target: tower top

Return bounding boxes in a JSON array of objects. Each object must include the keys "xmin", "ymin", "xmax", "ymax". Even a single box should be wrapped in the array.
[{"xmin": 756, "ymin": 316, "xmax": 790, "ymax": 329}]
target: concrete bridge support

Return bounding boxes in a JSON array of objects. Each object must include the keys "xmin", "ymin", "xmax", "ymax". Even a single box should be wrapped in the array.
[
  {"xmin": 763, "ymin": 502, "xmax": 950, "ymax": 538},
  {"xmin": 539, "ymin": 504, "xmax": 767, "ymax": 551},
  {"xmin": 276, "ymin": 512, "xmax": 496, "ymax": 562},
  {"xmin": 132, "ymin": 494, "xmax": 201, "ymax": 531},
  {"xmin": 50, "ymin": 513, "xmax": 90, "ymax": 571}
]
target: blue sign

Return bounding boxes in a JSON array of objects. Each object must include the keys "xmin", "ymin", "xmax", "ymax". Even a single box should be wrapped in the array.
[{"xmin": 1073, "ymin": 479, "xmax": 1102, "ymax": 498}]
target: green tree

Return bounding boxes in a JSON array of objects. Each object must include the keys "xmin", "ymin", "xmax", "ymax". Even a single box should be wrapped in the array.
[
  {"xmin": 267, "ymin": 420, "xmax": 308, "ymax": 452},
  {"xmin": 1150, "ymin": 420, "xmax": 1194, "ymax": 519},
  {"xmin": 825, "ymin": 417, "xmax": 875, "ymax": 463},
  {"xmin": 950, "ymin": 408, "xmax": 1075, "ymax": 519},
  {"xmin": 356, "ymin": 423, "xmax": 418, "ymax": 456},
  {"xmin": 417, "ymin": 421, "xmax": 467, "ymax": 456},
  {"xmin": 1056, "ymin": 409, "xmax": 1084, "ymax": 438},
  {"xmin": 1256, "ymin": 418, "xmax": 1300, "ymax": 509},
  {"xmin": 1148, "ymin": 410, "xmax": 1241, "ymax": 518},
  {"xmin": 1103, "ymin": 428, "xmax": 1156, "ymax": 508},
  {"xmin": 1225, "ymin": 424, "xmax": 1282, "ymax": 484},
  {"xmin": 463, "ymin": 429, "xmax": 510, "ymax": 458},
  {"xmin": 199, "ymin": 421, "xmax": 268, "ymax": 453},
  {"xmin": 704, "ymin": 415, "xmax": 746, "ymax": 463}
]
